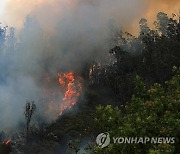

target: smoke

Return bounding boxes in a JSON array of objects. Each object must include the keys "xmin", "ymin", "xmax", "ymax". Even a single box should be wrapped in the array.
[
  {"xmin": 2, "ymin": 0, "xmax": 180, "ymax": 34},
  {"xmin": 3, "ymin": 0, "xmax": 147, "ymax": 33},
  {"xmin": 143, "ymin": 0, "xmax": 180, "ymax": 27},
  {"xmin": 0, "ymin": 0, "xmax": 179, "ymax": 131}
]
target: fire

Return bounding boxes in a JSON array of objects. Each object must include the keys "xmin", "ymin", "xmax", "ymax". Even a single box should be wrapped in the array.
[
  {"xmin": 58, "ymin": 72, "xmax": 82, "ymax": 115},
  {"xmin": 2, "ymin": 139, "xmax": 11, "ymax": 145},
  {"xmin": 44, "ymin": 71, "xmax": 82, "ymax": 116}
]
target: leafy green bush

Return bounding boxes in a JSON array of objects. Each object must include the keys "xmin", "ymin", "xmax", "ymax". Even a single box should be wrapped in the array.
[{"xmin": 94, "ymin": 67, "xmax": 180, "ymax": 154}]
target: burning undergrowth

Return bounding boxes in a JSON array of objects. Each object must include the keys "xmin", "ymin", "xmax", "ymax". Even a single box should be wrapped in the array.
[
  {"xmin": 0, "ymin": 132, "xmax": 12, "ymax": 154},
  {"xmin": 43, "ymin": 71, "xmax": 83, "ymax": 117},
  {"xmin": 0, "ymin": 10, "xmax": 104, "ymax": 131}
]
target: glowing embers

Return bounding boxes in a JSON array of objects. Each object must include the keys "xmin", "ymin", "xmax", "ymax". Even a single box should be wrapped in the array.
[{"xmin": 2, "ymin": 139, "xmax": 11, "ymax": 145}]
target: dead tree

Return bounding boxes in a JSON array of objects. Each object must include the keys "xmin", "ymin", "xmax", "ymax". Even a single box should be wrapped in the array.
[{"xmin": 24, "ymin": 101, "xmax": 36, "ymax": 139}]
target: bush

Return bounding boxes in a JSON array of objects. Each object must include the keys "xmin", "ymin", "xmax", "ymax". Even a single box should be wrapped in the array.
[{"xmin": 94, "ymin": 67, "xmax": 180, "ymax": 154}]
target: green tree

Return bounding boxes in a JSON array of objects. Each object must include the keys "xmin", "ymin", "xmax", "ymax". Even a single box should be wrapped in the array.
[{"xmin": 94, "ymin": 67, "xmax": 180, "ymax": 154}]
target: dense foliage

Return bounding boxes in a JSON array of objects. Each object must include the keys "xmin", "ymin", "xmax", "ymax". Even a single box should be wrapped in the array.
[
  {"xmin": 94, "ymin": 67, "xmax": 180, "ymax": 154},
  {"xmin": 89, "ymin": 12, "xmax": 180, "ymax": 105}
]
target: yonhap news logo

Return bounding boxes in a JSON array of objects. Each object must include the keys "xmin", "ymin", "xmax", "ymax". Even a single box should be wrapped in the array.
[
  {"xmin": 96, "ymin": 132, "xmax": 110, "ymax": 148},
  {"xmin": 96, "ymin": 133, "xmax": 175, "ymax": 149}
]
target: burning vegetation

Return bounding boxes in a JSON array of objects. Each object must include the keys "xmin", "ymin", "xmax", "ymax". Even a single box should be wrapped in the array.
[
  {"xmin": 2, "ymin": 139, "xmax": 11, "ymax": 145},
  {"xmin": 0, "ymin": 6, "xmax": 180, "ymax": 154},
  {"xmin": 44, "ymin": 72, "xmax": 82, "ymax": 116},
  {"xmin": 0, "ymin": 139, "xmax": 11, "ymax": 154},
  {"xmin": 58, "ymin": 72, "xmax": 82, "ymax": 115}
]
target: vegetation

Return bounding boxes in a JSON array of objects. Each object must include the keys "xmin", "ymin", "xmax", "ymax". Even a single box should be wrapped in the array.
[
  {"xmin": 89, "ymin": 12, "xmax": 180, "ymax": 105},
  {"xmin": 0, "ymin": 12, "xmax": 180, "ymax": 153},
  {"xmin": 94, "ymin": 67, "xmax": 180, "ymax": 153},
  {"xmin": 0, "ymin": 143, "xmax": 12, "ymax": 154},
  {"xmin": 24, "ymin": 101, "xmax": 36, "ymax": 139}
]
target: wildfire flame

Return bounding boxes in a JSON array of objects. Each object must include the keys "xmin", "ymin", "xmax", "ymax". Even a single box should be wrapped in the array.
[
  {"xmin": 58, "ymin": 72, "xmax": 82, "ymax": 115},
  {"xmin": 44, "ymin": 71, "xmax": 82, "ymax": 116},
  {"xmin": 2, "ymin": 139, "xmax": 11, "ymax": 145}
]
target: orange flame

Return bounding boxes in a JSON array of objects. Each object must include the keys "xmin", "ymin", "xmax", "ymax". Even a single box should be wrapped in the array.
[
  {"xmin": 2, "ymin": 139, "xmax": 11, "ymax": 145},
  {"xmin": 58, "ymin": 72, "xmax": 82, "ymax": 115},
  {"xmin": 44, "ymin": 71, "xmax": 82, "ymax": 116}
]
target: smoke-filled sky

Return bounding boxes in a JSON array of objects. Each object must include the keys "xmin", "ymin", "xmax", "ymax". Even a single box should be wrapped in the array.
[
  {"xmin": 0, "ymin": 0, "xmax": 180, "ymax": 34},
  {"xmin": 0, "ymin": 0, "xmax": 179, "ymax": 132}
]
